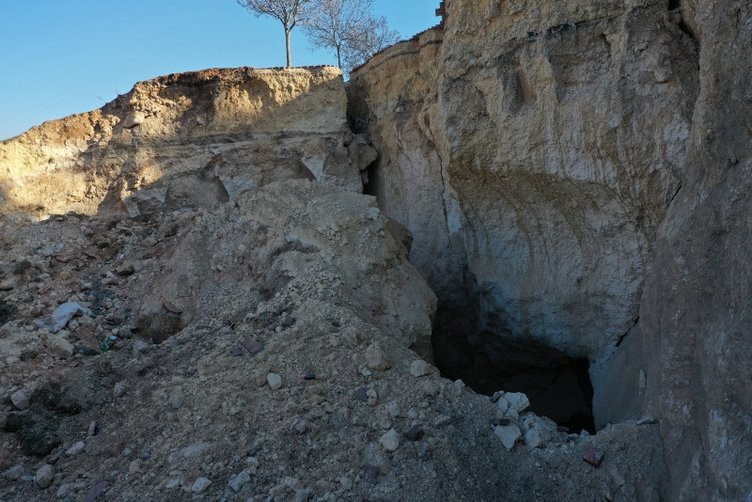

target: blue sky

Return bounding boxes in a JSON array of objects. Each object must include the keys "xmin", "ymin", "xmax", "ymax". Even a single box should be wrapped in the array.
[{"xmin": 0, "ymin": 0, "xmax": 440, "ymax": 140}]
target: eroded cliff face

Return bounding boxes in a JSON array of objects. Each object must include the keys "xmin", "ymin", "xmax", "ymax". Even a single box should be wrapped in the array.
[
  {"xmin": 350, "ymin": 0, "xmax": 697, "ymax": 362},
  {"xmin": 350, "ymin": 0, "xmax": 750, "ymax": 498},
  {"xmin": 0, "ymin": 67, "xmax": 375, "ymax": 219}
]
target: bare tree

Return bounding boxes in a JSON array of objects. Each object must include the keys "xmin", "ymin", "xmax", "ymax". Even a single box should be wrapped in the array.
[
  {"xmin": 237, "ymin": 0, "xmax": 311, "ymax": 68},
  {"xmin": 304, "ymin": 0, "xmax": 399, "ymax": 75},
  {"xmin": 342, "ymin": 13, "xmax": 399, "ymax": 73}
]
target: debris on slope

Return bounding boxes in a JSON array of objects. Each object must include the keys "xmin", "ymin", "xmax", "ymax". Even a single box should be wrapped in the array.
[{"xmin": 1, "ymin": 178, "xmax": 666, "ymax": 501}]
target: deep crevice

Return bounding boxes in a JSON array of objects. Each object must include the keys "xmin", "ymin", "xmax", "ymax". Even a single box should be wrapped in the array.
[{"xmin": 432, "ymin": 299, "xmax": 596, "ymax": 434}]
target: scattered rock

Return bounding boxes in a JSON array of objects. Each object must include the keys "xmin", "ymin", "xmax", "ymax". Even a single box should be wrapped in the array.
[
  {"xmin": 494, "ymin": 424, "xmax": 522, "ymax": 450},
  {"xmin": 378, "ymin": 428, "xmax": 400, "ymax": 452},
  {"xmin": 168, "ymin": 442, "xmax": 213, "ymax": 465},
  {"xmin": 191, "ymin": 477, "xmax": 212, "ymax": 494},
  {"xmin": 128, "ymin": 459, "xmax": 142, "ymax": 474},
  {"xmin": 48, "ymin": 301, "xmax": 83, "ymax": 333},
  {"xmin": 115, "ymin": 264, "xmax": 135, "ymax": 276},
  {"xmin": 404, "ymin": 424, "xmax": 425, "ymax": 442},
  {"xmin": 267, "ymin": 372, "xmax": 283, "ymax": 390},
  {"xmin": 2, "ymin": 464, "xmax": 25, "ymax": 481},
  {"xmin": 228, "ymin": 469, "xmax": 252, "ymax": 492},
  {"xmin": 583, "ymin": 445, "xmax": 605, "ymax": 467},
  {"xmin": 83, "ymin": 480, "xmax": 109, "ymax": 501},
  {"xmin": 296, "ymin": 488, "xmax": 314, "ymax": 502},
  {"xmin": 365, "ymin": 343, "xmax": 391, "ymax": 371},
  {"xmin": 521, "ymin": 414, "xmax": 557, "ymax": 449},
  {"xmin": 66, "ymin": 440, "xmax": 86, "ymax": 456},
  {"xmin": 10, "ymin": 389, "xmax": 31, "ymax": 410},
  {"xmin": 409, "ymin": 359, "xmax": 431, "ymax": 377},
  {"xmin": 45, "ymin": 333, "xmax": 75, "ymax": 358},
  {"xmin": 362, "ymin": 464, "xmax": 381, "ymax": 484},
  {"xmin": 35, "ymin": 464, "xmax": 54, "ymax": 488},
  {"xmin": 366, "ymin": 388, "xmax": 379, "ymax": 406},
  {"xmin": 56, "ymin": 483, "xmax": 72, "ymax": 498},
  {"xmin": 290, "ymin": 417, "xmax": 311, "ymax": 434},
  {"xmin": 240, "ymin": 337, "xmax": 264, "ymax": 355},
  {"xmin": 113, "ymin": 382, "xmax": 126, "ymax": 398},
  {"xmin": 354, "ymin": 387, "xmax": 368, "ymax": 402},
  {"xmin": 496, "ymin": 391, "xmax": 530, "ymax": 419}
]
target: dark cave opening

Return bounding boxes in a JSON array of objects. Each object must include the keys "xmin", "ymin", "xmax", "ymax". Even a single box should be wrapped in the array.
[{"xmin": 432, "ymin": 303, "xmax": 596, "ymax": 434}]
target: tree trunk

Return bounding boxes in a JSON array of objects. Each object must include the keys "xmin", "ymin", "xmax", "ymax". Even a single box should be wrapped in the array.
[
  {"xmin": 285, "ymin": 28, "xmax": 292, "ymax": 68},
  {"xmin": 337, "ymin": 46, "xmax": 342, "ymax": 69}
]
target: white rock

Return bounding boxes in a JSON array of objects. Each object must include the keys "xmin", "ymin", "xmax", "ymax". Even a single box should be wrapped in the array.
[
  {"xmin": 35, "ymin": 464, "xmax": 54, "ymax": 488},
  {"xmin": 365, "ymin": 343, "xmax": 391, "ymax": 371},
  {"xmin": 191, "ymin": 477, "xmax": 212, "ymax": 494},
  {"xmin": 267, "ymin": 372, "xmax": 283, "ymax": 390},
  {"xmin": 10, "ymin": 389, "xmax": 30, "ymax": 410},
  {"xmin": 409, "ymin": 359, "xmax": 431, "ymax": 377},
  {"xmin": 505, "ymin": 392, "xmax": 530, "ymax": 414},
  {"xmin": 494, "ymin": 424, "xmax": 522, "ymax": 450},
  {"xmin": 65, "ymin": 441, "xmax": 85, "ymax": 456},
  {"xmin": 378, "ymin": 428, "xmax": 400, "ymax": 452},
  {"xmin": 48, "ymin": 302, "xmax": 83, "ymax": 333}
]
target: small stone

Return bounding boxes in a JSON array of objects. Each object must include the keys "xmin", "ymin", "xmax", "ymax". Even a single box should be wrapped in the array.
[
  {"xmin": 10, "ymin": 389, "xmax": 30, "ymax": 410},
  {"xmin": 2, "ymin": 464, "xmax": 25, "ymax": 481},
  {"xmin": 494, "ymin": 424, "xmax": 522, "ymax": 450},
  {"xmin": 48, "ymin": 301, "xmax": 83, "ymax": 333},
  {"xmin": 409, "ymin": 359, "xmax": 431, "ymax": 377},
  {"xmin": 35, "ymin": 464, "xmax": 54, "ymax": 488},
  {"xmin": 362, "ymin": 464, "xmax": 381, "ymax": 484},
  {"xmin": 267, "ymin": 372, "xmax": 283, "ymax": 390},
  {"xmin": 280, "ymin": 316, "xmax": 296, "ymax": 328},
  {"xmin": 45, "ymin": 333, "xmax": 75, "ymax": 358},
  {"xmin": 191, "ymin": 477, "xmax": 212, "ymax": 494},
  {"xmin": 366, "ymin": 388, "xmax": 379, "ymax": 406},
  {"xmin": 303, "ymin": 371, "xmax": 316, "ymax": 381},
  {"xmin": 378, "ymin": 428, "xmax": 400, "ymax": 452},
  {"xmin": 83, "ymin": 480, "xmax": 109, "ymax": 501},
  {"xmin": 365, "ymin": 342, "xmax": 391, "ymax": 371},
  {"xmin": 56, "ymin": 483, "xmax": 72, "ymax": 498},
  {"xmin": 354, "ymin": 387, "xmax": 368, "ymax": 402},
  {"xmin": 228, "ymin": 469, "xmax": 252, "ymax": 492},
  {"xmin": 290, "ymin": 417, "xmax": 311, "ymax": 434},
  {"xmin": 240, "ymin": 337, "xmax": 264, "ymax": 355},
  {"xmin": 295, "ymin": 488, "xmax": 314, "ymax": 502},
  {"xmin": 113, "ymin": 382, "xmax": 126, "ymax": 398},
  {"xmin": 522, "ymin": 414, "xmax": 557, "ymax": 449},
  {"xmin": 583, "ymin": 445, "xmax": 605, "ymax": 467},
  {"xmin": 115, "ymin": 264, "xmax": 135, "ymax": 276},
  {"xmin": 128, "ymin": 459, "xmax": 142, "ymax": 474},
  {"xmin": 433, "ymin": 415, "xmax": 452, "ymax": 427},
  {"xmin": 386, "ymin": 401, "xmax": 400, "ymax": 418},
  {"xmin": 66, "ymin": 440, "xmax": 85, "ymax": 456},
  {"xmin": 504, "ymin": 392, "xmax": 530, "ymax": 414},
  {"xmin": 404, "ymin": 425, "xmax": 425, "ymax": 442}
]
